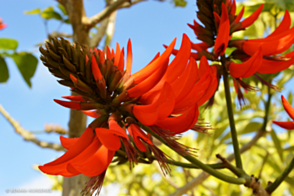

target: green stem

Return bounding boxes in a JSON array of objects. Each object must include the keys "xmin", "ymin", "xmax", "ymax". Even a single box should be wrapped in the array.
[
  {"xmin": 266, "ymin": 156, "xmax": 294, "ymax": 194},
  {"xmin": 167, "ymin": 160, "xmax": 226, "ymax": 169},
  {"xmin": 222, "ymin": 56, "xmax": 243, "ymax": 169},
  {"xmin": 261, "ymin": 85, "xmax": 272, "ymax": 131},
  {"xmin": 140, "ymin": 123, "xmax": 247, "ymax": 185}
]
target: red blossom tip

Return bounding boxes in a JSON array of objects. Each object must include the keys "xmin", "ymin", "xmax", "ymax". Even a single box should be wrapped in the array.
[
  {"xmin": 281, "ymin": 95, "xmax": 294, "ymax": 120},
  {"xmin": 241, "ymin": 4, "xmax": 264, "ymax": 29},
  {"xmin": 54, "ymin": 99, "xmax": 81, "ymax": 110}
]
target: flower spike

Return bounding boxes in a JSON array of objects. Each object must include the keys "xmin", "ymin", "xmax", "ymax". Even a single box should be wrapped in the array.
[
  {"xmin": 39, "ymin": 35, "xmax": 216, "ymax": 194},
  {"xmin": 241, "ymin": 4, "xmax": 264, "ymax": 29}
]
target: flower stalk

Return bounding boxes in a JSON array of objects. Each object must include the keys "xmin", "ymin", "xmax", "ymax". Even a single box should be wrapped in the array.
[
  {"xmin": 140, "ymin": 123, "xmax": 248, "ymax": 185},
  {"xmin": 266, "ymin": 156, "xmax": 294, "ymax": 194},
  {"xmin": 221, "ymin": 56, "xmax": 243, "ymax": 169}
]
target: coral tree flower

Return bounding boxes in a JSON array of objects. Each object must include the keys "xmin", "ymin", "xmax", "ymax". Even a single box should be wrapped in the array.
[
  {"xmin": 38, "ymin": 35, "xmax": 216, "ymax": 194},
  {"xmin": 273, "ymin": 95, "xmax": 294, "ymax": 130},
  {"xmin": 229, "ymin": 10, "xmax": 294, "ymax": 77},
  {"xmin": 0, "ymin": 18, "xmax": 7, "ymax": 30},
  {"xmin": 182, "ymin": 0, "xmax": 294, "ymax": 104}
]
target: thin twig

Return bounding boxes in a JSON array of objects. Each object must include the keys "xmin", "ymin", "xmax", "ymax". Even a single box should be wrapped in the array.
[
  {"xmin": 266, "ymin": 156, "xmax": 294, "ymax": 194},
  {"xmin": 0, "ymin": 104, "xmax": 65, "ymax": 151},
  {"xmin": 153, "ymin": 162, "xmax": 179, "ymax": 188},
  {"xmin": 169, "ymin": 129, "xmax": 265, "ymax": 196},
  {"xmin": 87, "ymin": 0, "xmax": 129, "ymax": 29},
  {"xmin": 89, "ymin": 17, "xmax": 110, "ymax": 48}
]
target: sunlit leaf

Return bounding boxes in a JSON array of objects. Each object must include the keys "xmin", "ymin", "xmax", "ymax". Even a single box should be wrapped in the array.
[
  {"xmin": 173, "ymin": 0, "xmax": 187, "ymax": 7},
  {"xmin": 57, "ymin": 4, "xmax": 67, "ymax": 15},
  {"xmin": 0, "ymin": 56, "xmax": 9, "ymax": 83},
  {"xmin": 41, "ymin": 6, "xmax": 62, "ymax": 21},
  {"xmin": 24, "ymin": 8, "xmax": 41, "ymax": 15},
  {"xmin": 270, "ymin": 129, "xmax": 284, "ymax": 162},
  {"xmin": 0, "ymin": 38, "xmax": 18, "ymax": 50},
  {"xmin": 12, "ymin": 52, "xmax": 38, "ymax": 87}
]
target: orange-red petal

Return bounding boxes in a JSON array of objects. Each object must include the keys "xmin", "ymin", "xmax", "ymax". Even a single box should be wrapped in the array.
[
  {"xmin": 69, "ymin": 145, "xmax": 115, "ymax": 177},
  {"xmin": 241, "ymin": 4, "xmax": 264, "ymax": 28},
  {"xmin": 229, "ymin": 48, "xmax": 263, "ymax": 78},
  {"xmin": 60, "ymin": 136, "xmax": 79, "ymax": 150},
  {"xmin": 155, "ymin": 105, "xmax": 199, "ymax": 135},
  {"xmin": 273, "ymin": 121, "xmax": 294, "ymax": 130},
  {"xmin": 282, "ymin": 95, "xmax": 294, "ymax": 120},
  {"xmin": 43, "ymin": 127, "xmax": 95, "ymax": 166}
]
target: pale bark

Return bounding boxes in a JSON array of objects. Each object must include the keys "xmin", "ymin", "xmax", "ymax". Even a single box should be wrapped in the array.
[{"xmin": 59, "ymin": 1, "xmax": 90, "ymax": 195}]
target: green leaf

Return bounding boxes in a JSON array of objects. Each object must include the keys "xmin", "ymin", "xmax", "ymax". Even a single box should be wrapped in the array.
[
  {"xmin": 270, "ymin": 129, "xmax": 284, "ymax": 162},
  {"xmin": 12, "ymin": 52, "xmax": 38, "ymax": 87},
  {"xmin": 41, "ymin": 6, "xmax": 62, "ymax": 21},
  {"xmin": 24, "ymin": 8, "xmax": 41, "ymax": 15},
  {"xmin": 173, "ymin": 0, "xmax": 187, "ymax": 7},
  {"xmin": 57, "ymin": 4, "xmax": 67, "ymax": 16},
  {"xmin": 0, "ymin": 56, "xmax": 9, "ymax": 83},
  {"xmin": 0, "ymin": 38, "xmax": 18, "ymax": 50},
  {"xmin": 64, "ymin": 18, "xmax": 71, "ymax": 24}
]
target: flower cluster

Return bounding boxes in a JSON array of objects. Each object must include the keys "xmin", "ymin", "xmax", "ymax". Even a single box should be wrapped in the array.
[
  {"xmin": 182, "ymin": 0, "xmax": 294, "ymax": 103},
  {"xmin": 38, "ymin": 34, "xmax": 217, "ymax": 194},
  {"xmin": 38, "ymin": 0, "xmax": 294, "ymax": 194},
  {"xmin": 273, "ymin": 95, "xmax": 294, "ymax": 130}
]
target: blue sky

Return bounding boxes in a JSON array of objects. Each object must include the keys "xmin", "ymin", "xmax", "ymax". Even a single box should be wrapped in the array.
[
  {"xmin": 0, "ymin": 0, "xmax": 293, "ymax": 195},
  {"xmin": 0, "ymin": 0, "xmax": 198, "ymax": 195}
]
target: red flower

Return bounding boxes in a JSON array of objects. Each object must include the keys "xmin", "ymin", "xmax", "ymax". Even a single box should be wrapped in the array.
[
  {"xmin": 273, "ymin": 95, "xmax": 294, "ymax": 130},
  {"xmin": 38, "ymin": 35, "xmax": 217, "ymax": 194},
  {"xmin": 0, "ymin": 18, "xmax": 7, "ymax": 30},
  {"xmin": 229, "ymin": 10, "xmax": 294, "ymax": 77}
]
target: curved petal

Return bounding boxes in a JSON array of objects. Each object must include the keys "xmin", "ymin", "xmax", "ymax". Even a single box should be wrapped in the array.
[
  {"xmin": 126, "ymin": 39, "xmax": 133, "ymax": 74},
  {"xmin": 241, "ymin": 4, "xmax": 264, "ymax": 29},
  {"xmin": 82, "ymin": 110, "xmax": 101, "ymax": 118},
  {"xmin": 257, "ymin": 56, "xmax": 294, "ymax": 74},
  {"xmin": 62, "ymin": 96, "xmax": 85, "ymax": 102},
  {"xmin": 229, "ymin": 48, "xmax": 262, "ymax": 78},
  {"xmin": 282, "ymin": 95, "xmax": 294, "ymax": 120},
  {"xmin": 273, "ymin": 121, "xmax": 294, "ymax": 130},
  {"xmin": 155, "ymin": 105, "xmax": 199, "ymax": 135},
  {"xmin": 197, "ymin": 76, "xmax": 218, "ymax": 106},
  {"xmin": 127, "ymin": 59, "xmax": 168, "ymax": 98},
  {"xmin": 69, "ymin": 145, "xmax": 115, "ymax": 177},
  {"xmin": 39, "ymin": 137, "xmax": 101, "ymax": 177},
  {"xmin": 214, "ymin": 20, "xmax": 230, "ymax": 56},
  {"xmin": 131, "ymin": 38, "xmax": 176, "ymax": 84},
  {"xmin": 60, "ymin": 136, "xmax": 79, "ymax": 150},
  {"xmin": 267, "ymin": 10, "xmax": 291, "ymax": 38},
  {"xmin": 54, "ymin": 99, "xmax": 81, "ymax": 110},
  {"xmin": 95, "ymin": 128, "xmax": 122, "ymax": 151},
  {"xmin": 174, "ymin": 72, "xmax": 211, "ymax": 110},
  {"xmin": 91, "ymin": 54, "xmax": 103, "ymax": 81},
  {"xmin": 171, "ymin": 58, "xmax": 198, "ymax": 103},
  {"xmin": 113, "ymin": 43, "xmax": 121, "ymax": 68},
  {"xmin": 132, "ymin": 82, "xmax": 175, "ymax": 125},
  {"xmin": 243, "ymin": 27, "xmax": 294, "ymax": 56},
  {"xmin": 43, "ymin": 127, "xmax": 95, "ymax": 166},
  {"xmin": 157, "ymin": 83, "xmax": 176, "ymax": 120},
  {"xmin": 235, "ymin": 6, "xmax": 244, "ymax": 23},
  {"xmin": 128, "ymin": 124, "xmax": 153, "ymax": 152}
]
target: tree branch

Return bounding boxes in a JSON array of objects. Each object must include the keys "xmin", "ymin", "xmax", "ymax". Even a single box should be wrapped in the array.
[
  {"xmin": 87, "ymin": 0, "xmax": 129, "ymax": 29},
  {"xmin": 168, "ymin": 129, "xmax": 265, "ymax": 196},
  {"xmin": 153, "ymin": 162, "xmax": 179, "ymax": 188},
  {"xmin": 266, "ymin": 156, "xmax": 294, "ymax": 194},
  {"xmin": 0, "ymin": 104, "xmax": 65, "ymax": 151},
  {"xmin": 89, "ymin": 18, "xmax": 110, "ymax": 48}
]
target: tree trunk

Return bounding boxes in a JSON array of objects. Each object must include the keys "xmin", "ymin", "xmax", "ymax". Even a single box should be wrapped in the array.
[{"xmin": 60, "ymin": 0, "xmax": 90, "ymax": 195}]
